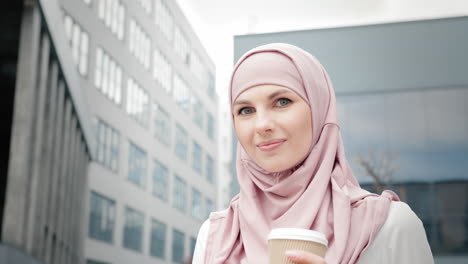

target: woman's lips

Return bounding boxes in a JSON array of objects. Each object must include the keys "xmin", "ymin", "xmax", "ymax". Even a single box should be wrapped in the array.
[{"xmin": 256, "ymin": 139, "xmax": 286, "ymax": 151}]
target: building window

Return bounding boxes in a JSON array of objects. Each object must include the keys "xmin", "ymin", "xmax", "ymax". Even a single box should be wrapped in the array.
[
  {"xmin": 137, "ymin": 0, "xmax": 152, "ymax": 14},
  {"xmin": 97, "ymin": 0, "xmax": 125, "ymax": 40},
  {"xmin": 192, "ymin": 141, "xmax": 202, "ymax": 174},
  {"xmin": 153, "ymin": 103, "xmax": 171, "ymax": 146},
  {"xmin": 173, "ymin": 74, "xmax": 190, "ymax": 113},
  {"xmin": 191, "ymin": 188, "xmax": 203, "ymax": 220},
  {"xmin": 150, "ymin": 219, "xmax": 166, "ymax": 259},
  {"xmin": 63, "ymin": 14, "xmax": 89, "ymax": 76},
  {"xmin": 175, "ymin": 124, "xmax": 188, "ymax": 161},
  {"xmin": 172, "ymin": 229, "xmax": 185, "ymax": 263},
  {"xmin": 87, "ymin": 260, "xmax": 110, "ymax": 264},
  {"xmin": 207, "ymin": 112, "xmax": 215, "ymax": 140},
  {"xmin": 128, "ymin": 142, "xmax": 147, "ymax": 187},
  {"xmin": 123, "ymin": 207, "xmax": 144, "ymax": 252},
  {"xmin": 191, "ymin": 52, "xmax": 205, "ymax": 84},
  {"xmin": 129, "ymin": 19, "xmax": 151, "ymax": 70},
  {"xmin": 205, "ymin": 198, "xmax": 214, "ymax": 219},
  {"xmin": 126, "ymin": 78, "xmax": 150, "ymax": 126},
  {"xmin": 89, "ymin": 191, "xmax": 115, "ymax": 244},
  {"xmin": 153, "ymin": 48, "xmax": 172, "ymax": 94},
  {"xmin": 208, "ymin": 72, "xmax": 216, "ymax": 99},
  {"xmin": 206, "ymin": 154, "xmax": 215, "ymax": 184},
  {"xmin": 190, "ymin": 236, "xmax": 197, "ymax": 257},
  {"xmin": 173, "ymin": 175, "xmax": 187, "ymax": 212},
  {"xmin": 191, "ymin": 95, "xmax": 203, "ymax": 129},
  {"xmin": 94, "ymin": 47, "xmax": 122, "ymax": 105},
  {"xmin": 152, "ymin": 160, "xmax": 168, "ymax": 201},
  {"xmin": 96, "ymin": 119, "xmax": 119, "ymax": 172},
  {"xmin": 174, "ymin": 25, "xmax": 190, "ymax": 65},
  {"xmin": 154, "ymin": 0, "xmax": 174, "ymax": 43}
]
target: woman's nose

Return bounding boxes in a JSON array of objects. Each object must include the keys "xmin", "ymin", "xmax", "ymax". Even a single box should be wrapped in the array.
[{"xmin": 255, "ymin": 111, "xmax": 274, "ymax": 134}]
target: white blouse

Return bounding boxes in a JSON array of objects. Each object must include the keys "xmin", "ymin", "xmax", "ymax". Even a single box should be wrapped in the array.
[{"xmin": 193, "ymin": 201, "xmax": 434, "ymax": 264}]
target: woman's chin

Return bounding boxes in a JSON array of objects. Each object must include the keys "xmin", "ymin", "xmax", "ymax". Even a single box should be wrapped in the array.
[
  {"xmin": 257, "ymin": 161, "xmax": 291, "ymax": 173},
  {"xmin": 257, "ymin": 155, "xmax": 309, "ymax": 174}
]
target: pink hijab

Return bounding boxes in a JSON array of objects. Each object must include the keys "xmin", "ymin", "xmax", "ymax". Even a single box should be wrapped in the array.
[{"xmin": 204, "ymin": 43, "xmax": 398, "ymax": 264}]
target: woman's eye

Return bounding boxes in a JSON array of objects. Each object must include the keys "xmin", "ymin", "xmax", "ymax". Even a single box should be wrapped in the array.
[
  {"xmin": 239, "ymin": 107, "xmax": 254, "ymax": 115},
  {"xmin": 276, "ymin": 98, "xmax": 292, "ymax": 107}
]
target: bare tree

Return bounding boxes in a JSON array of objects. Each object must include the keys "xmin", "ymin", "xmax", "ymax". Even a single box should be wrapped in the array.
[{"xmin": 356, "ymin": 147, "xmax": 398, "ymax": 194}]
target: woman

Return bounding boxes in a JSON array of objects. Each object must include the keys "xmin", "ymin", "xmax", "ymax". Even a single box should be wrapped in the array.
[{"xmin": 193, "ymin": 43, "xmax": 433, "ymax": 264}]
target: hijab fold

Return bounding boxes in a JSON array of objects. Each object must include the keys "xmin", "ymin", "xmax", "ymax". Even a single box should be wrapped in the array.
[{"xmin": 204, "ymin": 43, "xmax": 398, "ymax": 264}]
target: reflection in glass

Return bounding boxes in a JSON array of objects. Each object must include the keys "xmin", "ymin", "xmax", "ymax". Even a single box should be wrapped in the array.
[{"xmin": 338, "ymin": 87, "xmax": 468, "ymax": 255}]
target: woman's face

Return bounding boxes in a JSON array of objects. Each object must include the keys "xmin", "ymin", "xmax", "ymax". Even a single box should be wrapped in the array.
[{"xmin": 233, "ymin": 84, "xmax": 313, "ymax": 172}]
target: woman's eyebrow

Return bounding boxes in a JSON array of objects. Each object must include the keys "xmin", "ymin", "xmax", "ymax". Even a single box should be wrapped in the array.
[
  {"xmin": 233, "ymin": 89, "xmax": 293, "ymax": 106},
  {"xmin": 268, "ymin": 89, "xmax": 293, "ymax": 100},
  {"xmin": 233, "ymin": 99, "xmax": 250, "ymax": 106}
]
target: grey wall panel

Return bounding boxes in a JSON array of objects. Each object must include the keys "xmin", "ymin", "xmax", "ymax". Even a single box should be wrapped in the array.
[
  {"xmin": 42, "ymin": 60, "xmax": 59, "ymax": 263},
  {"xmin": 1, "ymin": 1, "xmax": 41, "ymax": 249},
  {"xmin": 57, "ymin": 98, "xmax": 72, "ymax": 264},
  {"xmin": 26, "ymin": 32, "xmax": 50, "ymax": 257}
]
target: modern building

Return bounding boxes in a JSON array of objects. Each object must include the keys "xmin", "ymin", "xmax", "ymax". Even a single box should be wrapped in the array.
[
  {"xmin": 232, "ymin": 16, "xmax": 468, "ymax": 263},
  {"xmin": 57, "ymin": 0, "xmax": 218, "ymax": 264},
  {"xmin": 0, "ymin": 1, "xmax": 95, "ymax": 264}
]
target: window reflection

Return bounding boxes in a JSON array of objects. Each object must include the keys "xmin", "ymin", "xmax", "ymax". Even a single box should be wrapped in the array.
[{"xmin": 338, "ymin": 87, "xmax": 468, "ymax": 255}]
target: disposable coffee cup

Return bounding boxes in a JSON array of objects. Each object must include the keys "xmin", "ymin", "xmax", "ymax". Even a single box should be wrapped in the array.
[{"xmin": 267, "ymin": 228, "xmax": 328, "ymax": 264}]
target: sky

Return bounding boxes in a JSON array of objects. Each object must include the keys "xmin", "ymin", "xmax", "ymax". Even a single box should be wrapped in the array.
[{"xmin": 175, "ymin": 0, "xmax": 468, "ymax": 98}]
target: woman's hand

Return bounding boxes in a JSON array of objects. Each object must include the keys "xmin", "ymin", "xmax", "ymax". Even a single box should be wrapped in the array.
[{"xmin": 285, "ymin": 250, "xmax": 327, "ymax": 264}]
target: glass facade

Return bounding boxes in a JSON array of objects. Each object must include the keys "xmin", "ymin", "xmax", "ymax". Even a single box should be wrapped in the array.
[
  {"xmin": 63, "ymin": 14, "xmax": 89, "ymax": 76},
  {"xmin": 89, "ymin": 191, "xmax": 115, "ymax": 244},
  {"xmin": 190, "ymin": 236, "xmax": 197, "ymax": 257},
  {"xmin": 191, "ymin": 95, "xmax": 204, "ymax": 129},
  {"xmin": 207, "ymin": 112, "xmax": 214, "ymax": 140},
  {"xmin": 97, "ymin": 0, "xmax": 125, "ymax": 40},
  {"xmin": 173, "ymin": 74, "xmax": 190, "ymax": 113},
  {"xmin": 153, "ymin": 48, "xmax": 172, "ymax": 94},
  {"xmin": 192, "ymin": 141, "xmax": 202, "ymax": 174},
  {"xmin": 126, "ymin": 78, "xmax": 150, "ymax": 126},
  {"xmin": 154, "ymin": 0, "xmax": 174, "ymax": 43},
  {"xmin": 87, "ymin": 260, "xmax": 110, "ymax": 264},
  {"xmin": 208, "ymin": 72, "xmax": 216, "ymax": 99},
  {"xmin": 137, "ymin": 0, "xmax": 152, "ymax": 14},
  {"xmin": 205, "ymin": 198, "xmax": 214, "ymax": 219},
  {"xmin": 153, "ymin": 103, "xmax": 171, "ymax": 146},
  {"xmin": 172, "ymin": 229, "xmax": 185, "ymax": 263},
  {"xmin": 123, "ymin": 207, "xmax": 144, "ymax": 252},
  {"xmin": 95, "ymin": 47, "xmax": 122, "ymax": 105},
  {"xmin": 152, "ymin": 159, "xmax": 169, "ymax": 201},
  {"xmin": 338, "ymin": 87, "xmax": 468, "ymax": 255},
  {"xmin": 206, "ymin": 154, "xmax": 215, "ymax": 184},
  {"xmin": 175, "ymin": 124, "xmax": 188, "ymax": 161},
  {"xmin": 96, "ymin": 119, "xmax": 119, "ymax": 172},
  {"xmin": 173, "ymin": 175, "xmax": 187, "ymax": 212},
  {"xmin": 128, "ymin": 142, "xmax": 147, "ymax": 187},
  {"xmin": 150, "ymin": 219, "xmax": 166, "ymax": 259},
  {"xmin": 129, "ymin": 19, "xmax": 151, "ymax": 69},
  {"xmin": 190, "ymin": 51, "xmax": 205, "ymax": 83},
  {"xmin": 191, "ymin": 188, "xmax": 202, "ymax": 220},
  {"xmin": 174, "ymin": 25, "xmax": 190, "ymax": 65}
]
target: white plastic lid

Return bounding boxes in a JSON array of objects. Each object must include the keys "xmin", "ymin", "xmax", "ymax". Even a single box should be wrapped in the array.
[{"xmin": 267, "ymin": 228, "xmax": 328, "ymax": 247}]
